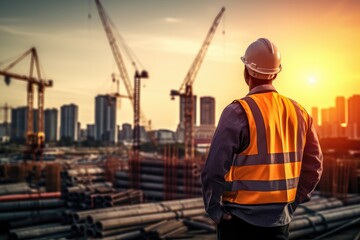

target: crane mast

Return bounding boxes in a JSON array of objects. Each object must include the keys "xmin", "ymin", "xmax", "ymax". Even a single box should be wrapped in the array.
[{"xmin": 171, "ymin": 7, "xmax": 225, "ymax": 160}]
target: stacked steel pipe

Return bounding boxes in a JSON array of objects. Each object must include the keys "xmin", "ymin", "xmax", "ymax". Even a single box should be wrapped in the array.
[
  {"xmin": 115, "ymin": 158, "xmax": 203, "ymax": 201},
  {"xmin": 61, "ymin": 164, "xmax": 144, "ymax": 210},
  {"xmin": 1, "ymin": 190, "xmax": 360, "ymax": 239},
  {"xmin": 0, "ymin": 185, "xmax": 67, "ymax": 239},
  {"xmin": 64, "ymin": 181, "xmax": 144, "ymax": 210},
  {"xmin": 61, "ymin": 165, "xmax": 106, "ymax": 188},
  {"xmin": 0, "ymin": 183, "xmax": 64, "ymax": 228},
  {"xmin": 70, "ymin": 197, "xmax": 208, "ymax": 239},
  {"xmin": 62, "ymin": 165, "xmax": 113, "ymax": 209},
  {"xmin": 9, "ymin": 223, "xmax": 72, "ymax": 240},
  {"xmin": 290, "ymin": 201, "xmax": 360, "ymax": 239}
]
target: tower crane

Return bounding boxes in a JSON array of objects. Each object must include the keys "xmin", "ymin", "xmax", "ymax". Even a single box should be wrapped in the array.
[
  {"xmin": 94, "ymin": 0, "xmax": 154, "ymax": 159},
  {"xmin": 0, "ymin": 47, "xmax": 53, "ymax": 161},
  {"xmin": 94, "ymin": 0, "xmax": 149, "ymax": 128},
  {"xmin": 170, "ymin": 7, "xmax": 225, "ymax": 160}
]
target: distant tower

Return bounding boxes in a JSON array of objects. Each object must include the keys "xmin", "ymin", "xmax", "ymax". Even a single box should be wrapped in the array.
[
  {"xmin": 95, "ymin": 94, "xmax": 117, "ymax": 144},
  {"xmin": 10, "ymin": 107, "xmax": 27, "ymax": 142},
  {"xmin": 60, "ymin": 104, "xmax": 78, "ymax": 141},
  {"xmin": 311, "ymin": 107, "xmax": 318, "ymax": 127},
  {"xmin": 335, "ymin": 96, "xmax": 346, "ymax": 124},
  {"xmin": 348, "ymin": 95, "xmax": 360, "ymax": 139},
  {"xmin": 86, "ymin": 124, "xmax": 95, "ymax": 139},
  {"xmin": 120, "ymin": 123, "xmax": 132, "ymax": 141},
  {"xmin": 200, "ymin": 96, "xmax": 215, "ymax": 126},
  {"xmin": 10, "ymin": 107, "xmax": 38, "ymax": 143},
  {"xmin": 320, "ymin": 108, "xmax": 331, "ymax": 138},
  {"xmin": 44, "ymin": 108, "xmax": 58, "ymax": 142}
]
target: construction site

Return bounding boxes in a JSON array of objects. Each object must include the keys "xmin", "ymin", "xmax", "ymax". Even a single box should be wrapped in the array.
[{"xmin": 1, "ymin": 1, "xmax": 360, "ymax": 240}]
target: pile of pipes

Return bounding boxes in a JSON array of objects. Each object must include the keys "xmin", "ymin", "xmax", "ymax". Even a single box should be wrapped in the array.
[
  {"xmin": 289, "ymin": 194, "xmax": 360, "ymax": 239},
  {"xmin": 63, "ymin": 181, "xmax": 143, "ymax": 210},
  {"xmin": 0, "ymin": 182, "xmax": 68, "ymax": 239},
  {"xmin": 61, "ymin": 165, "xmax": 132, "ymax": 210},
  {"xmin": 61, "ymin": 166, "xmax": 106, "ymax": 189},
  {"xmin": 2, "ymin": 189, "xmax": 360, "ymax": 239},
  {"xmin": 69, "ymin": 197, "xmax": 214, "ymax": 239},
  {"xmin": 115, "ymin": 159, "xmax": 203, "ymax": 201}
]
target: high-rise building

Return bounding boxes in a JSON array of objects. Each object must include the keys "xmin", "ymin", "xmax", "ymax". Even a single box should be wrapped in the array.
[
  {"xmin": 60, "ymin": 104, "xmax": 78, "ymax": 141},
  {"xmin": 86, "ymin": 124, "xmax": 95, "ymax": 139},
  {"xmin": 320, "ymin": 108, "xmax": 331, "ymax": 138},
  {"xmin": 348, "ymin": 95, "xmax": 360, "ymax": 139},
  {"xmin": 321, "ymin": 108, "xmax": 329, "ymax": 126},
  {"xmin": 329, "ymin": 107, "xmax": 337, "ymax": 124},
  {"xmin": 10, "ymin": 107, "xmax": 38, "ymax": 142},
  {"xmin": 119, "ymin": 123, "xmax": 132, "ymax": 141},
  {"xmin": 335, "ymin": 96, "xmax": 346, "ymax": 124},
  {"xmin": 95, "ymin": 95, "xmax": 117, "ymax": 143},
  {"xmin": 200, "ymin": 96, "xmax": 215, "ymax": 126},
  {"xmin": 44, "ymin": 108, "xmax": 58, "ymax": 142},
  {"xmin": 311, "ymin": 107, "xmax": 318, "ymax": 127},
  {"xmin": 10, "ymin": 107, "xmax": 26, "ymax": 142}
]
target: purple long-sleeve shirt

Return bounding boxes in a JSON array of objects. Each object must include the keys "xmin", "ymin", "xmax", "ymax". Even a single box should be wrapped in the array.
[{"xmin": 201, "ymin": 85, "xmax": 323, "ymax": 226}]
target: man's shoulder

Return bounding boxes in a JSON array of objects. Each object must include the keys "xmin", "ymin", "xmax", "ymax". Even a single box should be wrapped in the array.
[{"xmin": 222, "ymin": 101, "xmax": 246, "ymax": 116}]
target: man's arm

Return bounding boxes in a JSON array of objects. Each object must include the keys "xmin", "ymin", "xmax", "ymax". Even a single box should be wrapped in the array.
[
  {"xmin": 296, "ymin": 117, "xmax": 323, "ymax": 204},
  {"xmin": 201, "ymin": 103, "xmax": 249, "ymax": 224}
]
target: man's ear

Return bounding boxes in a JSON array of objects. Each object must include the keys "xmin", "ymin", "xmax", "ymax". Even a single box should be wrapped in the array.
[{"xmin": 244, "ymin": 68, "xmax": 250, "ymax": 85}]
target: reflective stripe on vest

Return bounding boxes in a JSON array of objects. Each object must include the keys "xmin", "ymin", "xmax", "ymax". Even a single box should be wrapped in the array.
[{"xmin": 222, "ymin": 92, "xmax": 309, "ymax": 205}]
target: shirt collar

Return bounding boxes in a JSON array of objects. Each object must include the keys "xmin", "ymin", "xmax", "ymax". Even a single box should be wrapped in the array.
[{"xmin": 248, "ymin": 84, "xmax": 277, "ymax": 95}]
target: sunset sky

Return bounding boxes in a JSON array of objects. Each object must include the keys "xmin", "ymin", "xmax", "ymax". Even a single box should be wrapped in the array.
[{"xmin": 1, "ymin": 0, "xmax": 359, "ymax": 131}]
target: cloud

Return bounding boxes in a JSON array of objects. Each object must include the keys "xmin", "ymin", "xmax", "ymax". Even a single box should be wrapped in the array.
[
  {"xmin": 0, "ymin": 25, "xmax": 44, "ymax": 37},
  {"xmin": 163, "ymin": 17, "xmax": 182, "ymax": 23},
  {"xmin": 128, "ymin": 34, "xmax": 239, "ymax": 63}
]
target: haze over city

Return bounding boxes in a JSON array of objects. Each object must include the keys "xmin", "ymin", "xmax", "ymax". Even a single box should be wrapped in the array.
[{"xmin": 1, "ymin": 0, "xmax": 360, "ymax": 131}]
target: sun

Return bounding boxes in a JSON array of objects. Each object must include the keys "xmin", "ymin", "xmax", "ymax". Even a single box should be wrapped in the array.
[{"xmin": 308, "ymin": 76, "xmax": 316, "ymax": 85}]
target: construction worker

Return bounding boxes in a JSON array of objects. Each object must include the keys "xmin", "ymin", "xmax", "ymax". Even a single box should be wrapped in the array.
[{"xmin": 201, "ymin": 38, "xmax": 323, "ymax": 240}]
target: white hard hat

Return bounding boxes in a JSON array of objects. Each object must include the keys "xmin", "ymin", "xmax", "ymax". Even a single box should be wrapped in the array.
[{"xmin": 241, "ymin": 38, "xmax": 282, "ymax": 80}]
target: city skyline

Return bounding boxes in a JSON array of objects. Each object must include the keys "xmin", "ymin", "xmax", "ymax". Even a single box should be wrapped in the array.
[
  {"xmin": 1, "ymin": 0, "xmax": 360, "ymax": 131},
  {"xmin": 311, "ymin": 94, "xmax": 360, "ymax": 139},
  {"xmin": 4, "ymin": 93, "xmax": 360, "ymax": 144}
]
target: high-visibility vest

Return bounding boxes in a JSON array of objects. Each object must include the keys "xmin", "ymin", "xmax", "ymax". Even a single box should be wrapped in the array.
[{"xmin": 222, "ymin": 91, "xmax": 310, "ymax": 205}]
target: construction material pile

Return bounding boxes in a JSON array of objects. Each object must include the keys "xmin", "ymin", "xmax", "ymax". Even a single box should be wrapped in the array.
[{"xmin": 116, "ymin": 158, "xmax": 202, "ymax": 201}]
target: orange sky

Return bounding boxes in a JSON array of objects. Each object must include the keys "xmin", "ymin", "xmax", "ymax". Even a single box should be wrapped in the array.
[{"xmin": 0, "ymin": 0, "xmax": 359, "ymax": 131}]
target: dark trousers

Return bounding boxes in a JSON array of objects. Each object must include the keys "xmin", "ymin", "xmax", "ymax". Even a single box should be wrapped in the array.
[{"xmin": 217, "ymin": 216, "xmax": 289, "ymax": 240}]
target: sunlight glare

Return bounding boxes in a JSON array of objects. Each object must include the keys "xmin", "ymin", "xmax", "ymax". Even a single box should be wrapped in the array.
[{"xmin": 308, "ymin": 76, "xmax": 316, "ymax": 85}]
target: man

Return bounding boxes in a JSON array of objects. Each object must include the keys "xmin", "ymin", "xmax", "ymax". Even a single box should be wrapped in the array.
[{"xmin": 201, "ymin": 38, "xmax": 323, "ymax": 240}]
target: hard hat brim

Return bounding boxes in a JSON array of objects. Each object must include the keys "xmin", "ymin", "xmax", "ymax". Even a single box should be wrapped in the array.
[{"xmin": 241, "ymin": 56, "xmax": 282, "ymax": 75}]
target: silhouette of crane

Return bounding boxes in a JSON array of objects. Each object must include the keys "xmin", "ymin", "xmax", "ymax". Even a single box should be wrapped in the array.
[
  {"xmin": 0, "ymin": 47, "xmax": 53, "ymax": 161},
  {"xmin": 170, "ymin": 7, "xmax": 225, "ymax": 160}
]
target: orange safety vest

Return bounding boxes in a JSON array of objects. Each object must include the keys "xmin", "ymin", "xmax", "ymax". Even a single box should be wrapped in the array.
[{"xmin": 222, "ymin": 92, "xmax": 310, "ymax": 205}]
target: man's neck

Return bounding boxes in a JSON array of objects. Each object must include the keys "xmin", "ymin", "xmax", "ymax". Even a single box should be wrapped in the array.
[{"xmin": 249, "ymin": 82, "xmax": 272, "ymax": 91}]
